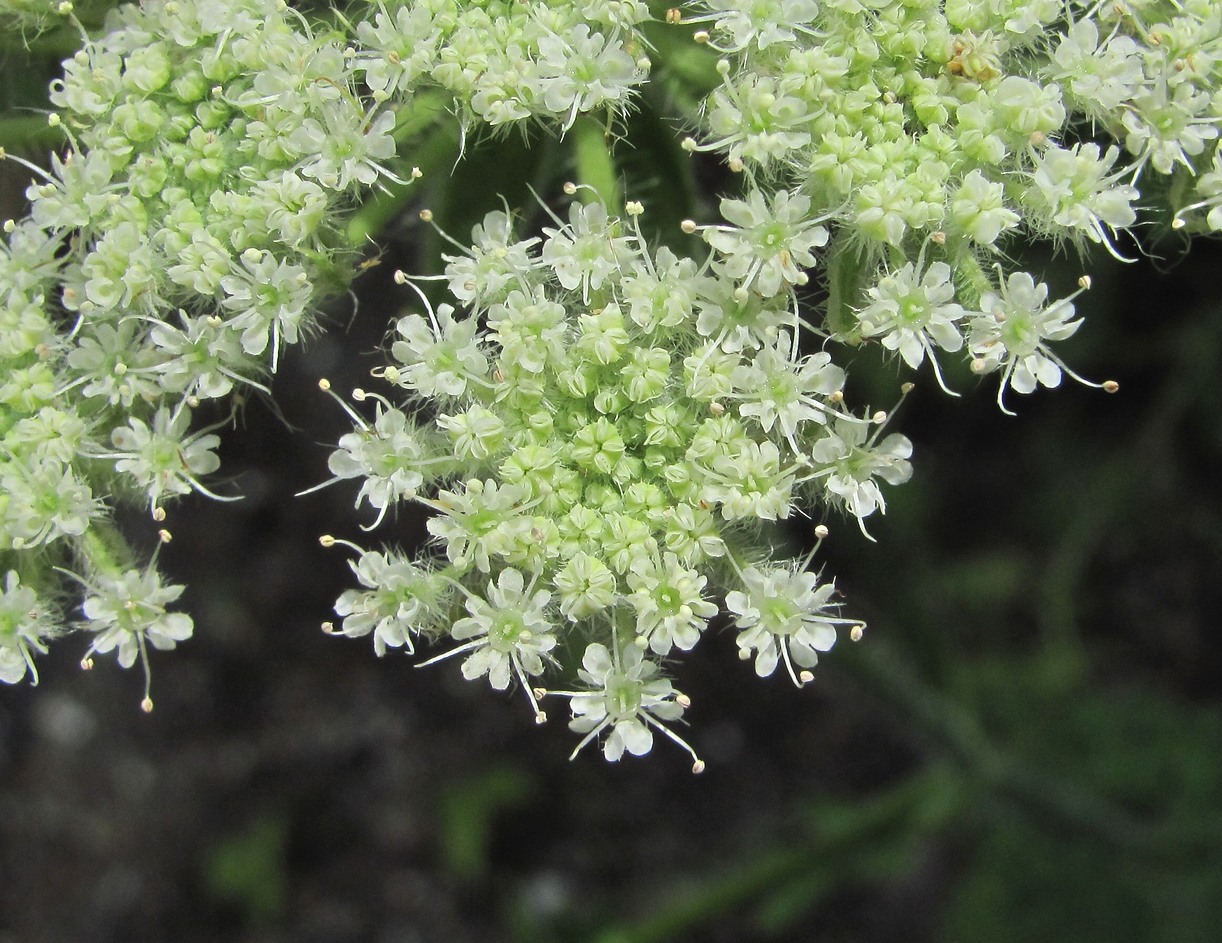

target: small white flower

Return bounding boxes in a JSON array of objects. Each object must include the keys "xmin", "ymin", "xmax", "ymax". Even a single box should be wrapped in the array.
[
  {"xmin": 626, "ymin": 553, "xmax": 717, "ymax": 655},
  {"xmin": 727, "ymin": 565, "xmax": 851, "ymax": 686},
  {"xmin": 703, "ymin": 188, "xmax": 828, "ymax": 297},
  {"xmin": 333, "ymin": 551, "xmax": 448, "ymax": 656},
  {"xmin": 550, "ymin": 642, "xmax": 701, "ymax": 770},
  {"xmin": 391, "ymin": 303, "xmax": 488, "ymax": 398},
  {"xmin": 79, "ymin": 567, "xmax": 193, "ymax": 708},
  {"xmin": 809, "ymin": 418, "xmax": 913, "ymax": 531},
  {"xmin": 856, "ymin": 261, "xmax": 965, "ymax": 392},
  {"xmin": 417, "ymin": 569, "xmax": 556, "ymax": 719},
  {"xmin": 967, "ymin": 271, "xmax": 1085, "ymax": 413},
  {"xmin": 0, "ymin": 571, "xmax": 56, "ymax": 685}
]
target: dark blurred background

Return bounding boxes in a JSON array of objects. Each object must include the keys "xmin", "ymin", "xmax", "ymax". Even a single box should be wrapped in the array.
[{"xmin": 3, "ymin": 18, "xmax": 1222, "ymax": 943}]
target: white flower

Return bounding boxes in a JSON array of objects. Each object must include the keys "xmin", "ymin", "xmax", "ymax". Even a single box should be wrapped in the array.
[
  {"xmin": 79, "ymin": 567, "xmax": 193, "ymax": 708},
  {"xmin": 541, "ymin": 201, "xmax": 634, "ymax": 303},
  {"xmin": 551, "ymin": 642, "xmax": 702, "ymax": 770},
  {"xmin": 809, "ymin": 418, "xmax": 913, "ymax": 530},
  {"xmin": 391, "ymin": 303, "xmax": 487, "ymax": 398},
  {"xmin": 333, "ymin": 551, "xmax": 447, "ymax": 656},
  {"xmin": 1047, "ymin": 19, "xmax": 1143, "ymax": 115},
  {"xmin": 626, "ymin": 553, "xmax": 717, "ymax": 655},
  {"xmin": 0, "ymin": 571, "xmax": 56, "ymax": 685},
  {"xmin": 417, "ymin": 569, "xmax": 556, "ymax": 719},
  {"xmin": 700, "ymin": 440, "xmax": 796, "ymax": 521},
  {"xmin": 328, "ymin": 406, "xmax": 433, "ymax": 525},
  {"xmin": 427, "ymin": 479, "xmax": 531, "ymax": 573},
  {"xmin": 683, "ymin": 0, "xmax": 822, "ymax": 53},
  {"xmin": 1027, "ymin": 144, "xmax": 1138, "ymax": 256},
  {"xmin": 967, "ymin": 271, "xmax": 1085, "ymax": 413},
  {"xmin": 950, "ymin": 171, "xmax": 1020, "ymax": 246},
  {"xmin": 107, "ymin": 406, "xmax": 224, "ymax": 511},
  {"xmin": 727, "ymin": 565, "xmax": 852, "ymax": 686},
  {"xmin": 731, "ymin": 336, "xmax": 846, "ymax": 443},
  {"xmin": 703, "ymin": 188, "xmax": 828, "ymax": 297},
  {"xmin": 856, "ymin": 261, "xmax": 965, "ymax": 391},
  {"xmin": 443, "ymin": 210, "xmax": 541, "ymax": 308},
  {"xmin": 553, "ymin": 551, "xmax": 618, "ymax": 620},
  {"xmin": 531, "ymin": 24, "xmax": 643, "ymax": 128}
]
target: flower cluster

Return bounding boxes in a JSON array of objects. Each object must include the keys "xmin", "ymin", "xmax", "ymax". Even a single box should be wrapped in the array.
[
  {"xmin": 318, "ymin": 199, "xmax": 889, "ymax": 767},
  {"xmin": 677, "ymin": 0, "xmax": 1221, "ymax": 393},
  {"xmin": 0, "ymin": 0, "xmax": 652, "ymax": 698},
  {"xmin": 3, "ymin": 0, "xmax": 1218, "ymax": 769}
]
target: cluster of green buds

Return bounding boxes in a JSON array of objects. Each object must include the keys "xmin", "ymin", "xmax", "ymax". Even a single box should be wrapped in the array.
[{"xmin": 0, "ymin": 0, "xmax": 652, "ymax": 702}]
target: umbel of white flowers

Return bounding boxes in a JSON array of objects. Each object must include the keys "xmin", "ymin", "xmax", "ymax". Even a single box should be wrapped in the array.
[{"xmin": 5, "ymin": 0, "xmax": 1218, "ymax": 765}]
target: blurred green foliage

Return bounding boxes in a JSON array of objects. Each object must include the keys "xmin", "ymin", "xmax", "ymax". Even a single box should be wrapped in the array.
[{"xmin": 202, "ymin": 814, "xmax": 289, "ymax": 926}]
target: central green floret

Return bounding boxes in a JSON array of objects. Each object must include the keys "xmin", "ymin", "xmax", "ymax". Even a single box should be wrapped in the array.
[{"xmin": 321, "ymin": 199, "xmax": 910, "ymax": 767}]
